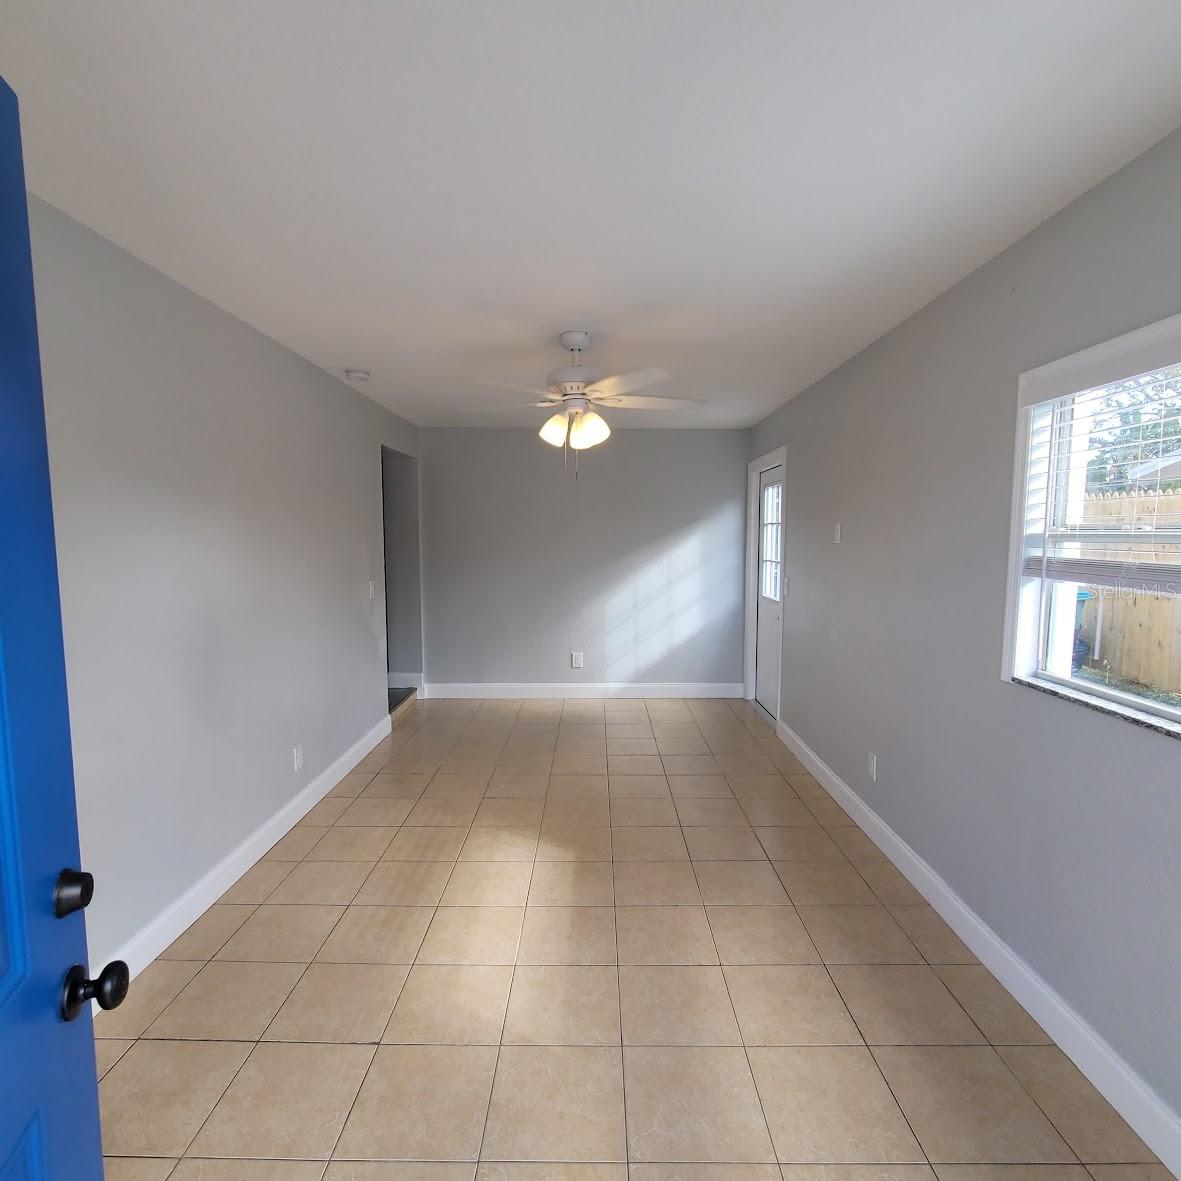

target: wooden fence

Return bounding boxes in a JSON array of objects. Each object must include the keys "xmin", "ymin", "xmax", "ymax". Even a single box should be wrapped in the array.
[{"xmin": 1075, "ymin": 489, "xmax": 1181, "ymax": 696}]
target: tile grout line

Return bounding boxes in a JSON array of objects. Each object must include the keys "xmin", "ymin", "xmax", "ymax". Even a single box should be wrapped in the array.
[
  {"xmin": 810, "ymin": 919, "xmax": 938, "ymax": 1171},
  {"xmin": 614, "ymin": 698, "xmax": 650, "ymax": 1170},
  {"xmin": 148, "ymin": 704, "xmax": 454, "ymax": 1170},
  {"xmin": 691, "ymin": 697, "xmax": 790, "ymax": 1170},
  {"xmin": 245, "ymin": 819, "xmax": 404, "ymax": 1049},
  {"xmin": 162, "ymin": 758, "xmax": 404, "ymax": 1167},
  {"xmin": 331, "ymin": 697, "xmax": 506, "ymax": 1169},
  {"xmin": 736, "ymin": 693, "xmax": 943, "ymax": 1173},
  {"xmin": 103, "ymin": 731, "xmax": 412, "ymax": 1169},
  {"xmin": 474, "ymin": 701, "xmax": 538, "ymax": 1168},
  {"xmin": 983, "ymin": 1046, "xmax": 1086, "ymax": 1166}
]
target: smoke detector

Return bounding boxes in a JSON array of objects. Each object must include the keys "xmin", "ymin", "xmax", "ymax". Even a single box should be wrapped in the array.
[{"xmin": 344, "ymin": 368, "xmax": 370, "ymax": 383}]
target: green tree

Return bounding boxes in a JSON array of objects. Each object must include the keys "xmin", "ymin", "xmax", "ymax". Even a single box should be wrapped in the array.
[{"xmin": 1084, "ymin": 370, "xmax": 1181, "ymax": 493}]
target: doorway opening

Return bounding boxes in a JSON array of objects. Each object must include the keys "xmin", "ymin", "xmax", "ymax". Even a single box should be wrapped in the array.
[
  {"xmin": 380, "ymin": 446, "xmax": 424, "ymax": 714},
  {"xmin": 744, "ymin": 446, "xmax": 787, "ymax": 723}
]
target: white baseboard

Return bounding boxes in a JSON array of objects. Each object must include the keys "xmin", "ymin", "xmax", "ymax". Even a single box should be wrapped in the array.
[
  {"xmin": 775, "ymin": 716, "xmax": 1181, "ymax": 1176},
  {"xmin": 388, "ymin": 671, "xmax": 423, "ymax": 689},
  {"xmin": 102, "ymin": 714, "xmax": 393, "ymax": 979},
  {"xmin": 421, "ymin": 682, "xmax": 744, "ymax": 700}
]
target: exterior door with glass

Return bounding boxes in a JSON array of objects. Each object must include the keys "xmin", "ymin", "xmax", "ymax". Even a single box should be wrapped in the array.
[{"xmin": 755, "ymin": 465, "xmax": 784, "ymax": 718}]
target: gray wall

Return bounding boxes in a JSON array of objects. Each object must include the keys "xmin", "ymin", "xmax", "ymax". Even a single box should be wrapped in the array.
[
  {"xmin": 419, "ymin": 428, "xmax": 747, "ymax": 688},
  {"xmin": 381, "ymin": 446, "xmax": 423, "ymax": 679},
  {"xmin": 751, "ymin": 128, "xmax": 1181, "ymax": 1111},
  {"xmin": 30, "ymin": 198, "xmax": 417, "ymax": 964}
]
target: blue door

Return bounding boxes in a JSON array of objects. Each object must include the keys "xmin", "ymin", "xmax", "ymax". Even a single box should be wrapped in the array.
[{"xmin": 0, "ymin": 75, "xmax": 108, "ymax": 1179}]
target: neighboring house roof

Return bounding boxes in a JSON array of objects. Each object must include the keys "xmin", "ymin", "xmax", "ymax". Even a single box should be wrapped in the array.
[{"xmin": 1129, "ymin": 450, "xmax": 1181, "ymax": 484}]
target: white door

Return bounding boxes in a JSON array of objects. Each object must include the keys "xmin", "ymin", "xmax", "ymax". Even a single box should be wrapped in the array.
[{"xmin": 755, "ymin": 465, "xmax": 783, "ymax": 718}]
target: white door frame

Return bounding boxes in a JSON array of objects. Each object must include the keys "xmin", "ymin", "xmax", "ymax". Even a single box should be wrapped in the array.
[{"xmin": 744, "ymin": 446, "xmax": 787, "ymax": 709}]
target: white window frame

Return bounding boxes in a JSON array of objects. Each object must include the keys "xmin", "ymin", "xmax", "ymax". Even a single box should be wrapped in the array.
[{"xmin": 1002, "ymin": 310, "xmax": 1181, "ymax": 737}]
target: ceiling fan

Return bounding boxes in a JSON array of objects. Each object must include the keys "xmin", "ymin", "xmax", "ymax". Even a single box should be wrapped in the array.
[{"xmin": 490, "ymin": 330, "xmax": 702, "ymax": 450}]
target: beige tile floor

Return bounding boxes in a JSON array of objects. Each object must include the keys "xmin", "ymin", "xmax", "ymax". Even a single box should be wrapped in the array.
[{"xmin": 94, "ymin": 698, "xmax": 1170, "ymax": 1180}]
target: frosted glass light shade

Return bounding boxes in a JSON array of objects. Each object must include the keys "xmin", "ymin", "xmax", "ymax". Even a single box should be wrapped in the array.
[
  {"xmin": 539, "ymin": 412, "xmax": 569, "ymax": 447},
  {"xmin": 568, "ymin": 409, "xmax": 611, "ymax": 450}
]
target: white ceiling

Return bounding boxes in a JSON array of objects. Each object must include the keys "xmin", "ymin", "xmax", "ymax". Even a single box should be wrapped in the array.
[{"xmin": 5, "ymin": 2, "xmax": 1181, "ymax": 429}]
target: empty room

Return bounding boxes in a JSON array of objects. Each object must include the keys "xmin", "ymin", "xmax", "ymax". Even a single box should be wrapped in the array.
[{"xmin": 2, "ymin": 3, "xmax": 1180, "ymax": 1179}]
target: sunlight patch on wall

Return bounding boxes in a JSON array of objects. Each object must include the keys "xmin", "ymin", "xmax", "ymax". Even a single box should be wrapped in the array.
[{"xmin": 599, "ymin": 504, "xmax": 743, "ymax": 683}]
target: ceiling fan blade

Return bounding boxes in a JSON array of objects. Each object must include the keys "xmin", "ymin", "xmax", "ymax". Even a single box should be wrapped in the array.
[
  {"xmin": 486, "ymin": 401, "xmax": 563, "ymax": 410},
  {"xmin": 591, "ymin": 394, "xmax": 703, "ymax": 411},
  {"xmin": 583, "ymin": 368, "xmax": 670, "ymax": 398},
  {"xmin": 474, "ymin": 378, "xmax": 555, "ymax": 399}
]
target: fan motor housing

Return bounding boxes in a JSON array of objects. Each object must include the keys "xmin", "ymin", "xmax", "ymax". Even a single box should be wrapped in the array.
[{"xmin": 546, "ymin": 365, "xmax": 601, "ymax": 396}]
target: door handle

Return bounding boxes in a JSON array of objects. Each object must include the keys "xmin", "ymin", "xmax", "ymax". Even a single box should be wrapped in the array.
[
  {"xmin": 53, "ymin": 868, "xmax": 94, "ymax": 917},
  {"xmin": 60, "ymin": 961, "xmax": 130, "ymax": 1022}
]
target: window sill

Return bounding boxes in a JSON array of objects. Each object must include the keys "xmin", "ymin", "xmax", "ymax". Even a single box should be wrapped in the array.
[{"xmin": 1013, "ymin": 675, "xmax": 1181, "ymax": 742}]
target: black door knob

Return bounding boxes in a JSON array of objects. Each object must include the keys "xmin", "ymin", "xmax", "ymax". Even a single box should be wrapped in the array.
[
  {"xmin": 53, "ymin": 868, "xmax": 94, "ymax": 917},
  {"xmin": 60, "ymin": 961, "xmax": 130, "ymax": 1022}
]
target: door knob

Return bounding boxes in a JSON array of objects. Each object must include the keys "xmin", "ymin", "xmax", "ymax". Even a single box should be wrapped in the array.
[
  {"xmin": 60, "ymin": 960, "xmax": 130, "ymax": 1022},
  {"xmin": 53, "ymin": 868, "xmax": 94, "ymax": 917}
]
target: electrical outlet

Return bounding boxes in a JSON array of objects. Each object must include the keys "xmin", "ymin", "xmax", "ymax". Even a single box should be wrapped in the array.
[
  {"xmin": 834, "ymin": 522, "xmax": 842, "ymax": 544},
  {"xmin": 867, "ymin": 752, "xmax": 877, "ymax": 782},
  {"xmin": 571, "ymin": 651, "xmax": 584, "ymax": 669},
  {"xmin": 293, "ymin": 744, "xmax": 304, "ymax": 773},
  {"xmin": 368, "ymin": 580, "xmax": 376, "ymax": 600}
]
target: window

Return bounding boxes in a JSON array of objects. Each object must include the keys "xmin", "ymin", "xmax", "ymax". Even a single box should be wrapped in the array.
[
  {"xmin": 760, "ymin": 481, "xmax": 782, "ymax": 601},
  {"xmin": 1006, "ymin": 314, "xmax": 1181, "ymax": 732}
]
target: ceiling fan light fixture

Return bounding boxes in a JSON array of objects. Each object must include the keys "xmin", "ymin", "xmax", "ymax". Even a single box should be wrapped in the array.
[
  {"xmin": 486, "ymin": 331, "xmax": 687, "ymax": 458},
  {"xmin": 539, "ymin": 411, "xmax": 569, "ymax": 447},
  {"xmin": 568, "ymin": 408, "xmax": 610, "ymax": 450}
]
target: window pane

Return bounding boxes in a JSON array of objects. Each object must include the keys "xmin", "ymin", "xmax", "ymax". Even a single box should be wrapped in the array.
[
  {"xmin": 1043, "ymin": 579, "xmax": 1181, "ymax": 713},
  {"xmin": 762, "ymin": 482, "xmax": 782, "ymax": 526},
  {"xmin": 760, "ymin": 559, "xmax": 781, "ymax": 602}
]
